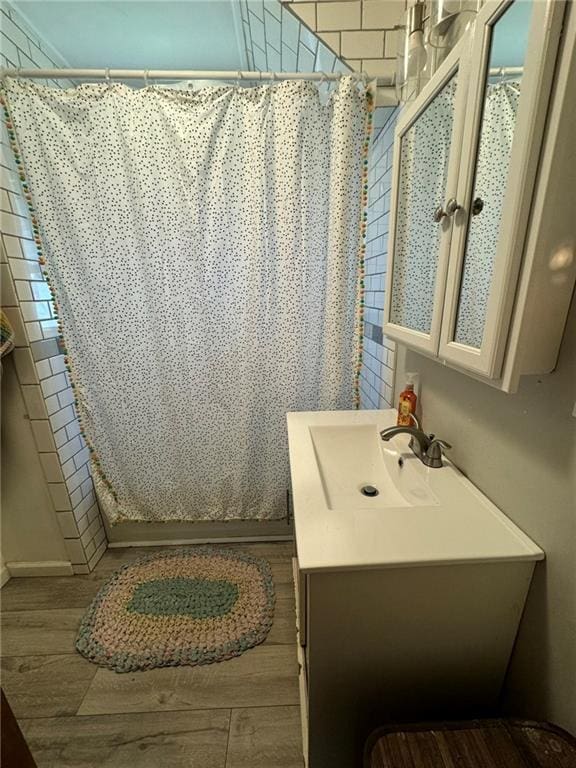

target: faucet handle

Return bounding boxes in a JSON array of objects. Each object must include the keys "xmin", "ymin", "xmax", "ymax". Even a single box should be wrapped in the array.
[
  {"xmin": 423, "ymin": 438, "xmax": 452, "ymax": 468},
  {"xmin": 429, "ymin": 438, "xmax": 451, "ymax": 451}
]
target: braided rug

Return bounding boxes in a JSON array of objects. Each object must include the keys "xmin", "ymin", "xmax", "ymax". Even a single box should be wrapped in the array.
[{"xmin": 76, "ymin": 546, "xmax": 275, "ymax": 673}]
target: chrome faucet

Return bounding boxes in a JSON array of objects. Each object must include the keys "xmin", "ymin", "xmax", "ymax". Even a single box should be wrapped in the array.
[{"xmin": 380, "ymin": 420, "xmax": 451, "ymax": 468}]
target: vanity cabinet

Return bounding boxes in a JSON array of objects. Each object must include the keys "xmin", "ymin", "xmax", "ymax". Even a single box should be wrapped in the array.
[
  {"xmin": 292, "ymin": 557, "xmax": 537, "ymax": 768},
  {"xmin": 384, "ymin": 0, "xmax": 576, "ymax": 391},
  {"xmin": 287, "ymin": 409, "xmax": 545, "ymax": 768}
]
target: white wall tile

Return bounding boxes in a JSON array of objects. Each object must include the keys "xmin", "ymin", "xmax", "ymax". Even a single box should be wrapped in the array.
[
  {"xmin": 30, "ymin": 281, "xmax": 51, "ymax": 300},
  {"xmin": 69, "ymin": 486, "xmax": 83, "ymax": 509},
  {"xmin": 44, "ymin": 393, "xmax": 60, "ymax": 415},
  {"xmin": 75, "ymin": 511, "xmax": 90, "ymax": 535},
  {"xmin": 80, "ymin": 477, "xmax": 93, "ymax": 498},
  {"xmin": 35, "ymin": 358, "xmax": 52, "ymax": 380},
  {"xmin": 88, "ymin": 539, "xmax": 106, "ymax": 570},
  {"xmin": 13, "ymin": 346, "xmax": 38, "ymax": 384},
  {"xmin": 8, "ymin": 258, "xmax": 42, "ymax": 281},
  {"xmin": 64, "ymin": 537, "xmax": 87, "ymax": 565},
  {"xmin": 83, "ymin": 537, "xmax": 96, "ymax": 559},
  {"xmin": 48, "ymin": 482, "xmax": 72, "ymax": 511},
  {"xmin": 362, "ymin": 0, "xmax": 404, "ymax": 30},
  {"xmin": 0, "ymin": 30, "xmax": 19, "ymax": 65},
  {"xmin": 40, "ymin": 318, "xmax": 59, "ymax": 338},
  {"xmin": 66, "ymin": 464, "xmax": 89, "ymax": 494},
  {"xmin": 66, "ymin": 420, "xmax": 81, "ymax": 440},
  {"xmin": 48, "ymin": 355, "xmax": 65, "ymax": 376},
  {"xmin": 293, "ymin": 3, "xmax": 316, "ymax": 29},
  {"xmin": 49, "ymin": 404, "xmax": 75, "ymax": 431},
  {"xmin": 58, "ymin": 387, "xmax": 74, "ymax": 408},
  {"xmin": 74, "ymin": 446, "xmax": 90, "ymax": 470},
  {"xmin": 55, "ymin": 511, "xmax": 79, "ymax": 538},
  {"xmin": 384, "ymin": 29, "xmax": 399, "ymax": 58},
  {"xmin": 341, "ymin": 30, "xmax": 384, "ymax": 58},
  {"xmin": 1, "ymin": 264, "xmax": 17, "ymax": 305},
  {"xmin": 20, "ymin": 383, "xmax": 47, "ymax": 419},
  {"xmin": 20, "ymin": 300, "xmax": 51, "ymax": 321},
  {"xmin": 40, "ymin": 371, "xmax": 67, "ymax": 398},
  {"xmin": 318, "ymin": 31, "xmax": 340, "ymax": 55},
  {"xmin": 39, "ymin": 451, "xmax": 65, "ymax": 483},
  {"xmin": 2, "ymin": 305, "xmax": 26, "ymax": 345},
  {"xmin": 13, "ymin": 279, "xmax": 32, "ymax": 301},
  {"xmin": 58, "ymin": 436, "xmax": 82, "ymax": 465},
  {"xmin": 24, "ymin": 320, "xmax": 42, "ymax": 342},
  {"xmin": 30, "ymin": 418, "xmax": 57, "ymax": 452},
  {"xmin": 1, "ymin": 4, "xmax": 106, "ymax": 567},
  {"xmin": 1, "ymin": 210, "xmax": 32, "ymax": 238},
  {"xmin": 317, "ymin": 1, "xmax": 361, "ymax": 31}
]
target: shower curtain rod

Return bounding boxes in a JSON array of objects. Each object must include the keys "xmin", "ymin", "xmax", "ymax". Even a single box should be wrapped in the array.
[
  {"xmin": 489, "ymin": 66, "xmax": 523, "ymax": 75},
  {"xmin": 0, "ymin": 67, "xmax": 393, "ymax": 86}
]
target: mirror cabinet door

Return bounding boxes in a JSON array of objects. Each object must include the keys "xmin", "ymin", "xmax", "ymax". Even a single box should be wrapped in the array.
[
  {"xmin": 455, "ymin": 0, "xmax": 530, "ymax": 350},
  {"xmin": 440, "ymin": 0, "xmax": 565, "ymax": 377},
  {"xmin": 385, "ymin": 40, "xmax": 469, "ymax": 354}
]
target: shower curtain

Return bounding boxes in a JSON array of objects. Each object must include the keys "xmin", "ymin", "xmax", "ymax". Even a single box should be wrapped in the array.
[
  {"xmin": 3, "ymin": 77, "xmax": 368, "ymax": 523},
  {"xmin": 455, "ymin": 80, "xmax": 521, "ymax": 347}
]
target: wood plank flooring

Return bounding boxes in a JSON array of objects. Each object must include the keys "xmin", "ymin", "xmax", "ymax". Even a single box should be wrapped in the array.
[{"xmin": 1, "ymin": 542, "xmax": 304, "ymax": 768}]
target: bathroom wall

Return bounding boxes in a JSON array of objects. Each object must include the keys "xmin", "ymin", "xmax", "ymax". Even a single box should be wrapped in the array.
[
  {"xmin": 391, "ymin": 0, "xmax": 575, "ymax": 734},
  {"xmin": 395, "ymin": 296, "xmax": 576, "ymax": 734},
  {"xmin": 1, "ymin": 353, "xmax": 72, "ymax": 575},
  {"xmin": 0, "ymin": 1, "xmax": 107, "ymax": 574},
  {"xmin": 280, "ymin": 0, "xmax": 403, "ymax": 80},
  {"xmin": 359, "ymin": 108, "xmax": 398, "ymax": 409},
  {"xmin": 242, "ymin": 0, "xmax": 398, "ymax": 411},
  {"xmin": 240, "ymin": 0, "xmax": 349, "ymax": 76}
]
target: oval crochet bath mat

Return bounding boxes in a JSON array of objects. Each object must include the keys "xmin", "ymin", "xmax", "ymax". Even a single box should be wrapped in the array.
[{"xmin": 75, "ymin": 547, "xmax": 275, "ymax": 673}]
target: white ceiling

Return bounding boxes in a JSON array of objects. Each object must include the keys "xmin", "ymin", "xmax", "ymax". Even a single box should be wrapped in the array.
[{"xmin": 13, "ymin": 0, "xmax": 247, "ymax": 70}]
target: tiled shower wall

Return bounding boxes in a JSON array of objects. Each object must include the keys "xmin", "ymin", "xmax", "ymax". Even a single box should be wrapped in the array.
[
  {"xmin": 241, "ymin": 0, "xmax": 399, "ymax": 410},
  {"xmin": 0, "ymin": 2, "xmax": 107, "ymax": 573},
  {"xmin": 360, "ymin": 107, "xmax": 398, "ymax": 409},
  {"xmin": 241, "ymin": 1, "xmax": 395, "ymax": 132},
  {"xmin": 281, "ymin": 0, "xmax": 404, "ymax": 80},
  {"xmin": 240, "ymin": 0, "xmax": 352, "ymax": 77}
]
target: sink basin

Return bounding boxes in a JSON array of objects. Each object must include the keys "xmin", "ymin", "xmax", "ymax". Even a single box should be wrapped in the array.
[
  {"xmin": 310, "ymin": 424, "xmax": 439, "ymax": 509},
  {"xmin": 287, "ymin": 409, "xmax": 544, "ymax": 572}
]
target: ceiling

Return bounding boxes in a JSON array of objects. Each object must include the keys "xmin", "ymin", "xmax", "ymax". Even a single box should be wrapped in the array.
[{"xmin": 12, "ymin": 0, "xmax": 247, "ymax": 70}]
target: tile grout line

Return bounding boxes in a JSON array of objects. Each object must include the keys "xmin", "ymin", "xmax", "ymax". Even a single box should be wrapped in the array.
[
  {"xmin": 72, "ymin": 662, "xmax": 100, "ymax": 718},
  {"xmin": 14, "ymin": 702, "xmax": 302, "ymax": 722},
  {"xmin": 224, "ymin": 707, "xmax": 233, "ymax": 768},
  {"xmin": 0, "ymin": 636, "xmax": 298, "ymax": 659}
]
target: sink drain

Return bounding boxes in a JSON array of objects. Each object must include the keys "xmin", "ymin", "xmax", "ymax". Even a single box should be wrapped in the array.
[{"xmin": 360, "ymin": 485, "xmax": 379, "ymax": 497}]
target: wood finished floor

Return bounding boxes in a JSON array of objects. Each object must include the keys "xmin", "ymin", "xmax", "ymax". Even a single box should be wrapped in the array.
[{"xmin": 0, "ymin": 542, "xmax": 303, "ymax": 768}]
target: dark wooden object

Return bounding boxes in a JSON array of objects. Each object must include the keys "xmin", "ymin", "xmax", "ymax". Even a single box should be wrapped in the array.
[
  {"xmin": 365, "ymin": 719, "xmax": 576, "ymax": 768},
  {"xmin": 1, "ymin": 689, "xmax": 37, "ymax": 768}
]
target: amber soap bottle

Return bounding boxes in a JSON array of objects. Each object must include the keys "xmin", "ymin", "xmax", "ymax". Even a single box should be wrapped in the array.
[{"xmin": 397, "ymin": 376, "xmax": 417, "ymax": 427}]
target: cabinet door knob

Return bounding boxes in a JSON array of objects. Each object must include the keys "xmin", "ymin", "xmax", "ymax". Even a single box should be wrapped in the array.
[
  {"xmin": 445, "ymin": 198, "xmax": 462, "ymax": 216},
  {"xmin": 433, "ymin": 205, "xmax": 447, "ymax": 222},
  {"xmin": 472, "ymin": 197, "xmax": 484, "ymax": 216}
]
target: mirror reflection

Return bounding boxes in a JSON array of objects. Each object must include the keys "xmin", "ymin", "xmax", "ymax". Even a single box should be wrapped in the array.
[
  {"xmin": 454, "ymin": 0, "xmax": 532, "ymax": 348},
  {"xmin": 391, "ymin": 74, "xmax": 458, "ymax": 335}
]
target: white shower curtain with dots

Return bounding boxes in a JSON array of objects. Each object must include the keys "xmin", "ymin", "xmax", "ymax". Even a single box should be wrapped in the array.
[{"xmin": 4, "ymin": 77, "xmax": 367, "ymax": 523}]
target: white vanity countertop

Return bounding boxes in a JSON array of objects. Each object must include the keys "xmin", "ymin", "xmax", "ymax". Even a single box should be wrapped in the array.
[{"xmin": 287, "ymin": 409, "xmax": 544, "ymax": 573}]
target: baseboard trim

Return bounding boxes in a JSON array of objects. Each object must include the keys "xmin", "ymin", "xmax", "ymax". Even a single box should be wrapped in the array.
[
  {"xmin": 0, "ymin": 565, "xmax": 10, "ymax": 588},
  {"xmin": 108, "ymin": 535, "xmax": 293, "ymax": 548},
  {"xmin": 105, "ymin": 517, "xmax": 294, "ymax": 545},
  {"xmin": 6, "ymin": 560, "xmax": 74, "ymax": 577}
]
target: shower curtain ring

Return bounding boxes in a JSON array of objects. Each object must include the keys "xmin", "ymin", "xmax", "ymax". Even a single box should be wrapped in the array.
[
  {"xmin": 105, "ymin": 68, "xmax": 111, "ymax": 86},
  {"xmin": 143, "ymin": 70, "xmax": 149, "ymax": 88}
]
